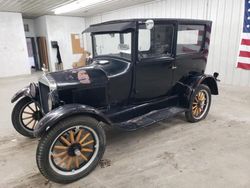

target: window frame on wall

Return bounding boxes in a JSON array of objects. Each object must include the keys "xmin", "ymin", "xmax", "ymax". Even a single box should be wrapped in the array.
[
  {"xmin": 176, "ymin": 24, "xmax": 206, "ymax": 56},
  {"xmin": 137, "ymin": 23, "xmax": 175, "ymax": 60}
]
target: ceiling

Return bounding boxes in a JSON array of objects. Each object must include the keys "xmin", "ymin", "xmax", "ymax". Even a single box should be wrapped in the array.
[{"xmin": 0, "ymin": 0, "xmax": 153, "ymax": 18}]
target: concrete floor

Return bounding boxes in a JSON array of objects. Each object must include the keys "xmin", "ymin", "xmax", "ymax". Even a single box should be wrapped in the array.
[{"xmin": 0, "ymin": 73, "xmax": 250, "ymax": 188}]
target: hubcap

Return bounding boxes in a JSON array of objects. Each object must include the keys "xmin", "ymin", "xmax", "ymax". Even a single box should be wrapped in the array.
[
  {"xmin": 74, "ymin": 149, "xmax": 81, "ymax": 156},
  {"xmin": 20, "ymin": 101, "xmax": 42, "ymax": 130},
  {"xmin": 67, "ymin": 143, "xmax": 82, "ymax": 156},
  {"xmin": 49, "ymin": 126, "xmax": 99, "ymax": 175},
  {"xmin": 192, "ymin": 90, "xmax": 209, "ymax": 119}
]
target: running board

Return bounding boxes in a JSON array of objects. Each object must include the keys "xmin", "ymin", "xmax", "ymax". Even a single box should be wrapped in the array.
[{"xmin": 115, "ymin": 107, "xmax": 187, "ymax": 131}]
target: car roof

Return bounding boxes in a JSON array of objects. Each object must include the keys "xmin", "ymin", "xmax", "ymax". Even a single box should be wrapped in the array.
[
  {"xmin": 83, "ymin": 18, "xmax": 212, "ymax": 34},
  {"xmin": 91, "ymin": 18, "xmax": 212, "ymax": 26}
]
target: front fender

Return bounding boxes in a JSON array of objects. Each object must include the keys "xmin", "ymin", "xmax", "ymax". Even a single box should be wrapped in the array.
[
  {"xmin": 33, "ymin": 104, "xmax": 112, "ymax": 137},
  {"xmin": 11, "ymin": 86, "xmax": 30, "ymax": 103}
]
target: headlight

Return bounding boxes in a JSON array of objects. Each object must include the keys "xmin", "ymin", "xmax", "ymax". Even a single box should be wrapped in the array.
[
  {"xmin": 48, "ymin": 93, "xmax": 53, "ymax": 111},
  {"xmin": 29, "ymin": 83, "xmax": 37, "ymax": 98}
]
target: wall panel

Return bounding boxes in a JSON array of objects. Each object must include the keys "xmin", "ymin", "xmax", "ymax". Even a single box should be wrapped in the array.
[{"xmin": 0, "ymin": 12, "xmax": 30, "ymax": 78}]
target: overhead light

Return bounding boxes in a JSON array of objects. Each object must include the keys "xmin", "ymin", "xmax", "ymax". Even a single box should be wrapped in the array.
[{"xmin": 53, "ymin": 0, "xmax": 108, "ymax": 14}]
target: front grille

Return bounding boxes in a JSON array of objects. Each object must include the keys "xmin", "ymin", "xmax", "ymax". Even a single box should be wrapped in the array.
[{"xmin": 39, "ymin": 82, "xmax": 50, "ymax": 113}]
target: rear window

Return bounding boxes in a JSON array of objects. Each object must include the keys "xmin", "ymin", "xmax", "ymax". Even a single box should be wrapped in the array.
[{"xmin": 177, "ymin": 24, "xmax": 205, "ymax": 55}]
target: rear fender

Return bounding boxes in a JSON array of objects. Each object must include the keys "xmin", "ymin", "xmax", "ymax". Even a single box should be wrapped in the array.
[
  {"xmin": 33, "ymin": 104, "xmax": 112, "ymax": 137},
  {"xmin": 177, "ymin": 74, "xmax": 219, "ymax": 108},
  {"xmin": 194, "ymin": 75, "xmax": 219, "ymax": 95}
]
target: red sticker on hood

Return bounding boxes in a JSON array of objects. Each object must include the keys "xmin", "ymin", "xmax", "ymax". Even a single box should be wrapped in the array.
[{"xmin": 77, "ymin": 70, "xmax": 90, "ymax": 84}]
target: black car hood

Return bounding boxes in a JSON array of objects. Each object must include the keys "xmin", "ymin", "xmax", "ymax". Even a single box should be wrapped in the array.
[
  {"xmin": 46, "ymin": 66, "xmax": 108, "ymax": 90},
  {"xmin": 46, "ymin": 57, "xmax": 130, "ymax": 90}
]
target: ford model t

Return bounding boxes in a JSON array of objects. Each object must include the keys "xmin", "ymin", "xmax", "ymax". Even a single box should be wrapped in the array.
[{"xmin": 11, "ymin": 19, "xmax": 218, "ymax": 183}]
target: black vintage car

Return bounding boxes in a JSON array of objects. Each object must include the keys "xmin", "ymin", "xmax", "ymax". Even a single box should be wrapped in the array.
[{"xmin": 11, "ymin": 18, "xmax": 218, "ymax": 183}]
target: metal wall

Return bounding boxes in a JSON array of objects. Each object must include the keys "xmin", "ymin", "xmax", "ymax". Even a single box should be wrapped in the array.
[{"xmin": 85, "ymin": 0, "xmax": 249, "ymax": 86}]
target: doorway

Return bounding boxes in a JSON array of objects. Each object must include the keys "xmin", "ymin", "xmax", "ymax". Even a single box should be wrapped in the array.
[{"xmin": 26, "ymin": 37, "xmax": 40, "ymax": 72}]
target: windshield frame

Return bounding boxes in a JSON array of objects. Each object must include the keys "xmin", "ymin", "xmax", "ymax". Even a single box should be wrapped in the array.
[{"xmin": 91, "ymin": 31, "xmax": 133, "ymax": 61}]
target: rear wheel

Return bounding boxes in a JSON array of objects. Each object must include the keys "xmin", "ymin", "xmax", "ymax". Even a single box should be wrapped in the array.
[
  {"xmin": 185, "ymin": 84, "xmax": 211, "ymax": 123},
  {"xmin": 36, "ymin": 116, "xmax": 106, "ymax": 184},
  {"xmin": 11, "ymin": 97, "xmax": 42, "ymax": 138}
]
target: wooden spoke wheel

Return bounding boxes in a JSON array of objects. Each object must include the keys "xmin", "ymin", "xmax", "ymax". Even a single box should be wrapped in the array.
[
  {"xmin": 185, "ymin": 84, "xmax": 211, "ymax": 123},
  {"xmin": 12, "ymin": 97, "xmax": 42, "ymax": 138},
  {"xmin": 192, "ymin": 89, "xmax": 209, "ymax": 119},
  {"xmin": 49, "ymin": 126, "xmax": 98, "ymax": 173},
  {"xmin": 20, "ymin": 100, "xmax": 42, "ymax": 130},
  {"xmin": 36, "ymin": 116, "xmax": 106, "ymax": 184}
]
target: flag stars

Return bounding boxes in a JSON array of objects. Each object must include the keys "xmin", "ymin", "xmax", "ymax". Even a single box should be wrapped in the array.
[
  {"xmin": 248, "ymin": 8, "xmax": 250, "ymax": 11},
  {"xmin": 248, "ymin": 17, "xmax": 250, "ymax": 20},
  {"xmin": 248, "ymin": 0, "xmax": 250, "ymax": 3},
  {"xmin": 247, "ymin": 25, "xmax": 250, "ymax": 28}
]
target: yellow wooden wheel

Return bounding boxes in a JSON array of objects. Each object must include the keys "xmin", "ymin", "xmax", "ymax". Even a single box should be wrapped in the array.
[
  {"xmin": 49, "ymin": 126, "xmax": 97, "ymax": 173},
  {"xmin": 192, "ymin": 90, "xmax": 208, "ymax": 118},
  {"xmin": 185, "ymin": 84, "xmax": 211, "ymax": 122}
]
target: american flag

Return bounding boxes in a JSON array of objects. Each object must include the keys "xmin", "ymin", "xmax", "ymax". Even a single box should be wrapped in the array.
[{"xmin": 237, "ymin": 0, "xmax": 250, "ymax": 70}]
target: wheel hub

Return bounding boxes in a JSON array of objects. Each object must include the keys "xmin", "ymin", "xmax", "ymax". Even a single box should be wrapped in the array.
[
  {"xmin": 67, "ymin": 143, "xmax": 81, "ymax": 157},
  {"xmin": 32, "ymin": 111, "xmax": 42, "ymax": 120},
  {"xmin": 197, "ymin": 101, "xmax": 204, "ymax": 108}
]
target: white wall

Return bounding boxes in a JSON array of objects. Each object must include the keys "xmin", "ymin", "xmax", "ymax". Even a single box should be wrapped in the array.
[
  {"xmin": 85, "ymin": 0, "xmax": 249, "ymax": 87},
  {"xmin": 0, "ymin": 12, "xmax": 30, "ymax": 78},
  {"xmin": 34, "ymin": 16, "xmax": 48, "ymax": 37},
  {"xmin": 23, "ymin": 19, "xmax": 36, "ymax": 37},
  {"xmin": 45, "ymin": 15, "xmax": 85, "ymax": 71}
]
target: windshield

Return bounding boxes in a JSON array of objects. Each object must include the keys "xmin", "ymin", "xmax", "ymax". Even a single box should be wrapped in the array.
[{"xmin": 93, "ymin": 32, "xmax": 132, "ymax": 60}]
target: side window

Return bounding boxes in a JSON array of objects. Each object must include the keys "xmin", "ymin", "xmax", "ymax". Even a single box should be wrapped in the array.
[
  {"xmin": 138, "ymin": 24, "xmax": 174, "ymax": 58},
  {"xmin": 138, "ymin": 29, "xmax": 151, "ymax": 51},
  {"xmin": 177, "ymin": 24, "xmax": 205, "ymax": 55}
]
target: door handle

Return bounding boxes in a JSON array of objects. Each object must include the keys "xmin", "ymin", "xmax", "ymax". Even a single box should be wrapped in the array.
[{"xmin": 171, "ymin": 65, "xmax": 177, "ymax": 70}]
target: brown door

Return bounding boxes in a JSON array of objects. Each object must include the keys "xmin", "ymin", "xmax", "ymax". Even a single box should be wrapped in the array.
[{"xmin": 37, "ymin": 37, "xmax": 49, "ymax": 71}]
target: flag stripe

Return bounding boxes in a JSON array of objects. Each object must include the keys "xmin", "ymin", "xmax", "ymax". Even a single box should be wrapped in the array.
[
  {"xmin": 239, "ymin": 44, "xmax": 250, "ymax": 51},
  {"xmin": 237, "ymin": 62, "xmax": 250, "ymax": 69},
  {"xmin": 237, "ymin": 56, "xmax": 250, "ymax": 63},
  {"xmin": 241, "ymin": 39, "xmax": 250, "ymax": 45},
  {"xmin": 241, "ymin": 33, "xmax": 250, "ymax": 38},
  {"xmin": 239, "ymin": 51, "xmax": 250, "ymax": 57}
]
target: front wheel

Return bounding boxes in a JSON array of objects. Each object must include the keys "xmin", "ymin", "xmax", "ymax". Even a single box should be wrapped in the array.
[
  {"xmin": 11, "ymin": 97, "xmax": 42, "ymax": 138},
  {"xmin": 36, "ymin": 116, "xmax": 106, "ymax": 184},
  {"xmin": 185, "ymin": 84, "xmax": 211, "ymax": 123}
]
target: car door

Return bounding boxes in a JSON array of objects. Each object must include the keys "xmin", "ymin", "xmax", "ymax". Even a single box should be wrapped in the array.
[{"xmin": 134, "ymin": 23, "xmax": 175, "ymax": 101}]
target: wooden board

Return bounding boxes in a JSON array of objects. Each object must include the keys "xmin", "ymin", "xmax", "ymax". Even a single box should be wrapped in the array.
[
  {"xmin": 71, "ymin": 34, "xmax": 84, "ymax": 54},
  {"xmin": 37, "ymin": 37, "xmax": 49, "ymax": 70}
]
